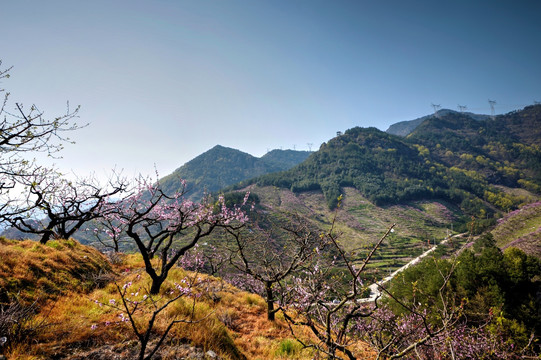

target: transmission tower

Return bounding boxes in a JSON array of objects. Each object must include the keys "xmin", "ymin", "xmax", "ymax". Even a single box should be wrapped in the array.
[
  {"xmin": 431, "ymin": 103, "xmax": 442, "ymax": 117},
  {"xmin": 457, "ymin": 104, "xmax": 467, "ymax": 113},
  {"xmin": 488, "ymin": 99, "xmax": 496, "ymax": 119},
  {"xmin": 307, "ymin": 143, "xmax": 313, "ymax": 152},
  {"xmin": 293, "ymin": 144, "xmax": 296, "ymax": 150}
]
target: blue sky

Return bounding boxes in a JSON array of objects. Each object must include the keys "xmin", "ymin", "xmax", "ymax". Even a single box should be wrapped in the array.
[{"xmin": 2, "ymin": 0, "xmax": 540, "ymax": 180}]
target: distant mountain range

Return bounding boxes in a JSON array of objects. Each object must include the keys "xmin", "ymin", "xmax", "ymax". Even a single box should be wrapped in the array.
[{"xmin": 158, "ymin": 145, "xmax": 312, "ymax": 201}]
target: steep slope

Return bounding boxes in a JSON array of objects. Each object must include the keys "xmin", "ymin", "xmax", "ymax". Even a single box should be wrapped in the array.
[
  {"xmin": 159, "ymin": 145, "xmax": 311, "ymax": 201},
  {"xmin": 0, "ymin": 237, "xmax": 111, "ymax": 304},
  {"xmin": 491, "ymin": 201, "xmax": 541, "ymax": 258},
  {"xmin": 0, "ymin": 238, "xmax": 362, "ymax": 360},
  {"xmin": 224, "ymin": 128, "xmax": 473, "ymax": 271},
  {"xmin": 249, "ymin": 126, "xmax": 495, "ymax": 215},
  {"xmin": 225, "ymin": 106, "xmax": 541, "ymax": 264},
  {"xmin": 406, "ymin": 105, "xmax": 541, "ymax": 194}
]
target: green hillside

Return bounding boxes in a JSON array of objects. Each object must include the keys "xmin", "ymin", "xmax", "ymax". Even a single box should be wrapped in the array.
[
  {"xmin": 245, "ymin": 127, "xmax": 497, "ymax": 220},
  {"xmin": 491, "ymin": 201, "xmax": 541, "ymax": 258},
  {"xmin": 158, "ymin": 145, "xmax": 311, "ymax": 201},
  {"xmin": 406, "ymin": 104, "xmax": 541, "ymax": 191},
  {"xmin": 214, "ymin": 106, "xmax": 541, "ymax": 270},
  {"xmin": 235, "ymin": 185, "xmax": 458, "ymax": 274},
  {"xmin": 244, "ymin": 106, "xmax": 541, "ymax": 220}
]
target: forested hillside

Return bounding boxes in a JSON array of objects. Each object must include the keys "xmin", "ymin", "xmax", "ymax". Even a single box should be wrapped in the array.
[
  {"xmin": 244, "ymin": 106, "xmax": 541, "ymax": 224},
  {"xmin": 407, "ymin": 105, "xmax": 541, "ymax": 192},
  {"xmin": 158, "ymin": 145, "xmax": 310, "ymax": 201}
]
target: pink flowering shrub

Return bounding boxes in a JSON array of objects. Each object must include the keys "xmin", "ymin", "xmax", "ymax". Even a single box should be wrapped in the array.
[{"xmin": 355, "ymin": 306, "xmax": 520, "ymax": 359}]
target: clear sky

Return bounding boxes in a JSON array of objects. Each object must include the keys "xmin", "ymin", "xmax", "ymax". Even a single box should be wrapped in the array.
[{"xmin": 2, "ymin": 0, "xmax": 540, "ymax": 181}]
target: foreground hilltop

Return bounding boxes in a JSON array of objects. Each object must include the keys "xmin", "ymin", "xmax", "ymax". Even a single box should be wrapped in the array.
[{"xmin": 1, "ymin": 237, "xmax": 360, "ymax": 360}]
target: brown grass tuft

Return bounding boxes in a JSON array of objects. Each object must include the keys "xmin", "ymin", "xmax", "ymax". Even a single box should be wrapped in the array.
[
  {"xmin": 1, "ymin": 238, "xmax": 374, "ymax": 359},
  {"xmin": 0, "ymin": 238, "xmax": 111, "ymax": 305}
]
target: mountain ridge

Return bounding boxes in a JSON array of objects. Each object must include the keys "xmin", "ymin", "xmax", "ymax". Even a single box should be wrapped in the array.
[
  {"xmin": 158, "ymin": 145, "xmax": 311, "ymax": 201},
  {"xmin": 231, "ymin": 105, "xmax": 541, "ymax": 242},
  {"xmin": 386, "ymin": 108, "xmax": 491, "ymax": 136}
]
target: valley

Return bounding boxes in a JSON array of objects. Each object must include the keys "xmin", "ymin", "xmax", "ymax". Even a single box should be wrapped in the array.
[{"xmin": 2, "ymin": 104, "xmax": 541, "ymax": 359}]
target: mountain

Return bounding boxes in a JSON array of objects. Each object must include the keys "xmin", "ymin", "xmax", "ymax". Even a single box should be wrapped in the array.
[
  {"xmin": 407, "ymin": 105, "xmax": 541, "ymax": 191},
  {"xmin": 158, "ymin": 145, "xmax": 311, "ymax": 201},
  {"xmin": 222, "ymin": 105, "xmax": 541, "ymax": 264},
  {"xmin": 386, "ymin": 109, "xmax": 490, "ymax": 136},
  {"xmin": 248, "ymin": 105, "xmax": 541, "ymax": 212},
  {"xmin": 246, "ymin": 125, "xmax": 500, "ymax": 215}
]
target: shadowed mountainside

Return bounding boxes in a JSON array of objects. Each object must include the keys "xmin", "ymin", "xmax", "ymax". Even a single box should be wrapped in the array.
[{"xmin": 386, "ymin": 109, "xmax": 491, "ymax": 136}]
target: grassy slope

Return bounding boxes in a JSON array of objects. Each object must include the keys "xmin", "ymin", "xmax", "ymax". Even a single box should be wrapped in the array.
[
  {"xmin": 247, "ymin": 185, "xmax": 458, "ymax": 274},
  {"xmin": 491, "ymin": 201, "xmax": 541, "ymax": 259},
  {"xmin": 0, "ymin": 238, "xmax": 374, "ymax": 360},
  {"xmin": 0, "ymin": 237, "xmax": 111, "ymax": 304}
]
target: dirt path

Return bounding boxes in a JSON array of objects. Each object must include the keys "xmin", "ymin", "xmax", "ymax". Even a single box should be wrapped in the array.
[{"xmin": 361, "ymin": 233, "xmax": 466, "ymax": 302}]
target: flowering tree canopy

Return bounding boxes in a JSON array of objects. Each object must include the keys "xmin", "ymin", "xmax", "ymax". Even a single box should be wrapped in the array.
[
  {"xmin": 228, "ymin": 213, "xmax": 326, "ymax": 321},
  {"xmin": 105, "ymin": 176, "xmax": 249, "ymax": 294}
]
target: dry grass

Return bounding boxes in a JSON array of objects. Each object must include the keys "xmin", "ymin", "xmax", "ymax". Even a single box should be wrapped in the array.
[
  {"xmin": 0, "ymin": 237, "xmax": 111, "ymax": 304},
  {"xmin": 1, "ymin": 238, "xmax": 375, "ymax": 359}
]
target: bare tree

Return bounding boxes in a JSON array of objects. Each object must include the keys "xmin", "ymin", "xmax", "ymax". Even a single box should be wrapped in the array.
[
  {"xmin": 279, "ymin": 217, "xmax": 395, "ymax": 360},
  {"xmin": 0, "ymin": 60, "xmax": 85, "ymax": 229},
  {"xmin": 0, "ymin": 61, "xmax": 82, "ymax": 192},
  {"xmin": 91, "ymin": 271, "xmax": 213, "ymax": 360},
  {"xmin": 89, "ymin": 210, "xmax": 129, "ymax": 252},
  {"xmin": 2, "ymin": 172, "xmax": 128, "ymax": 243},
  {"xmin": 228, "ymin": 213, "xmax": 326, "ymax": 321}
]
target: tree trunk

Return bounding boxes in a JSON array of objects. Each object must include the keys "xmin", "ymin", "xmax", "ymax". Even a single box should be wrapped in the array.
[
  {"xmin": 265, "ymin": 281, "xmax": 275, "ymax": 321},
  {"xmin": 40, "ymin": 229, "xmax": 54, "ymax": 244},
  {"xmin": 150, "ymin": 276, "xmax": 164, "ymax": 295}
]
